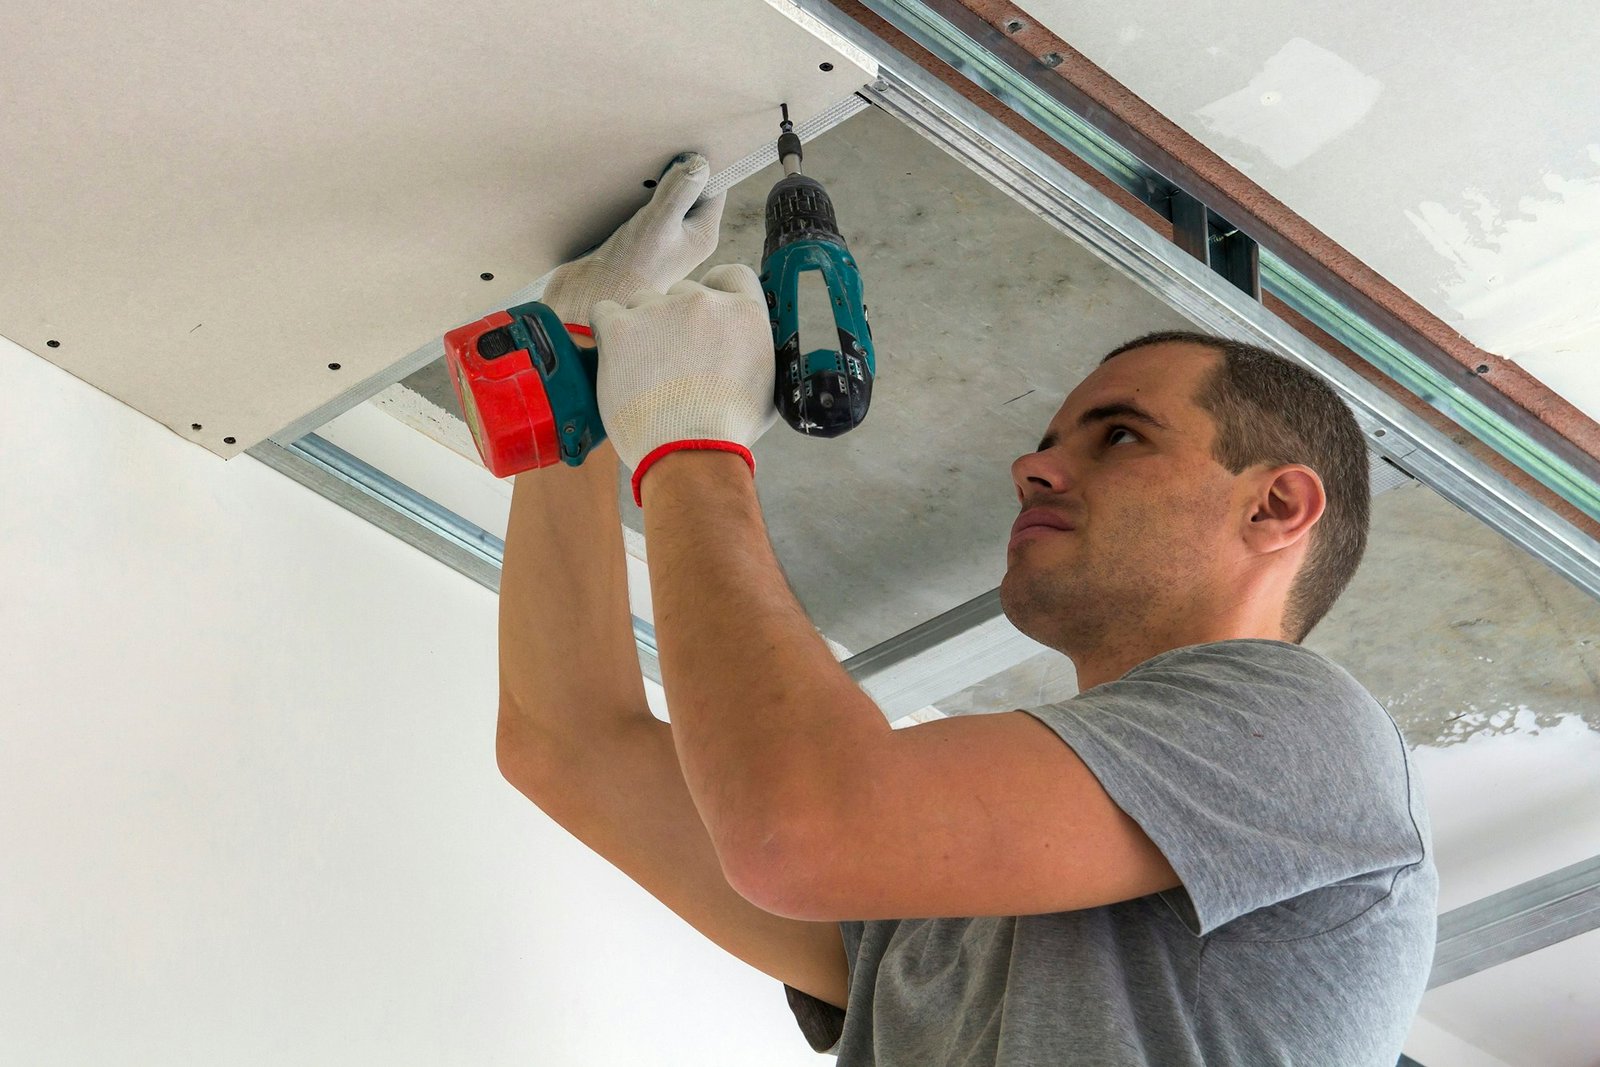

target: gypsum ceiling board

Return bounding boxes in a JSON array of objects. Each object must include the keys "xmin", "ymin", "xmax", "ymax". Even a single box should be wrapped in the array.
[{"xmin": 0, "ymin": 0, "xmax": 870, "ymax": 458}]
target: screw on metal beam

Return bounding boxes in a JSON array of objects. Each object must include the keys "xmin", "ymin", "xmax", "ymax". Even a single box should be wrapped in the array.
[
  {"xmin": 1206, "ymin": 211, "xmax": 1260, "ymax": 300},
  {"xmin": 1165, "ymin": 187, "xmax": 1259, "ymax": 300}
]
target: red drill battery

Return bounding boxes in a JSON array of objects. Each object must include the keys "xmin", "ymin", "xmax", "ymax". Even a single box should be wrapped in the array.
[{"xmin": 442, "ymin": 302, "xmax": 604, "ymax": 478}]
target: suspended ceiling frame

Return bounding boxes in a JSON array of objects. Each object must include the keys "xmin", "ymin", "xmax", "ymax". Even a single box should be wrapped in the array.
[
  {"xmin": 848, "ymin": 0, "xmax": 1600, "ymax": 535},
  {"xmin": 248, "ymin": 1, "xmax": 1600, "ymax": 995}
]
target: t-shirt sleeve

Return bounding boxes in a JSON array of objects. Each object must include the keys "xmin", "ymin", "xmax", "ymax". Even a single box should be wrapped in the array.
[
  {"xmin": 784, "ymin": 982, "xmax": 845, "ymax": 1054},
  {"xmin": 782, "ymin": 920, "xmax": 862, "ymax": 1056},
  {"xmin": 1020, "ymin": 642, "xmax": 1427, "ymax": 936}
]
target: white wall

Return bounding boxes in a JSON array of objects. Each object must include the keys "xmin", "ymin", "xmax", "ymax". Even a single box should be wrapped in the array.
[
  {"xmin": 1404, "ymin": 1015, "xmax": 1515, "ymax": 1067},
  {"xmin": 0, "ymin": 339, "xmax": 821, "ymax": 1066}
]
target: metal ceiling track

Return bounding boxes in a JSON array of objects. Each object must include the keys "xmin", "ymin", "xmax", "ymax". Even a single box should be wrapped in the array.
[
  {"xmin": 248, "ymin": 433, "xmax": 667, "ymax": 684},
  {"xmin": 1429, "ymin": 854, "xmax": 1600, "ymax": 989},
  {"xmin": 251, "ymin": 0, "xmax": 1600, "ymax": 988}
]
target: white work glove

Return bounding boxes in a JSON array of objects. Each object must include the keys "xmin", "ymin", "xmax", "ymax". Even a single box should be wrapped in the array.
[
  {"xmin": 540, "ymin": 152, "xmax": 726, "ymax": 326},
  {"xmin": 592, "ymin": 263, "xmax": 780, "ymax": 506}
]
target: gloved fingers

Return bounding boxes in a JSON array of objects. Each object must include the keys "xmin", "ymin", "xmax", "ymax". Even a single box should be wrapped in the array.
[
  {"xmin": 682, "ymin": 188, "xmax": 726, "ymax": 249},
  {"xmin": 624, "ymin": 287, "xmax": 671, "ymax": 310},
  {"xmin": 665, "ymin": 278, "xmax": 710, "ymax": 298},
  {"xmin": 645, "ymin": 152, "xmax": 712, "ymax": 227},
  {"xmin": 698, "ymin": 262, "xmax": 765, "ymax": 302},
  {"xmin": 594, "ymin": 289, "xmax": 672, "ymax": 333},
  {"xmin": 589, "ymin": 298, "xmax": 626, "ymax": 334}
]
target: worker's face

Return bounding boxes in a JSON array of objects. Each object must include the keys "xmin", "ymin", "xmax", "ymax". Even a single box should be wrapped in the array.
[{"xmin": 1000, "ymin": 342, "xmax": 1243, "ymax": 662}]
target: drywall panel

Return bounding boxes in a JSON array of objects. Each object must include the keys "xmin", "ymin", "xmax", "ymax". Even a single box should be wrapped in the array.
[
  {"xmin": 1003, "ymin": 0, "xmax": 1600, "ymax": 424},
  {"xmin": 0, "ymin": 0, "xmax": 870, "ymax": 457}
]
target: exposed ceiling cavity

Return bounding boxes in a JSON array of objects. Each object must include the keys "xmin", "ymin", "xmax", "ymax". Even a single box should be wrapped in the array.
[{"xmin": 1009, "ymin": 0, "xmax": 1600, "ymax": 422}]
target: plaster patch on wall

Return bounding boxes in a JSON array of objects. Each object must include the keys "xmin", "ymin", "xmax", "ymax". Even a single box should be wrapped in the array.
[
  {"xmin": 1429, "ymin": 703, "xmax": 1584, "ymax": 746},
  {"xmin": 1392, "ymin": 680, "xmax": 1600, "ymax": 748},
  {"xmin": 1194, "ymin": 38, "xmax": 1381, "ymax": 170},
  {"xmin": 1404, "ymin": 146, "xmax": 1600, "ymax": 387}
]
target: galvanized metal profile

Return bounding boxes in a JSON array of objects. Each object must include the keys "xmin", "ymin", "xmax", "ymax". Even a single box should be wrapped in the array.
[
  {"xmin": 1429, "ymin": 854, "xmax": 1600, "ymax": 988},
  {"xmin": 247, "ymin": 433, "xmax": 668, "ymax": 681},
  {"xmin": 843, "ymin": 589, "xmax": 1043, "ymax": 720},
  {"xmin": 1167, "ymin": 194, "xmax": 1260, "ymax": 301}
]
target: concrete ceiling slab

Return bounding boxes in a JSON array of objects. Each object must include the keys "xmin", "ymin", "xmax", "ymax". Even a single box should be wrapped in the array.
[
  {"xmin": 1002, "ymin": 0, "xmax": 1600, "ymax": 424},
  {"xmin": 0, "ymin": 0, "xmax": 868, "ymax": 456}
]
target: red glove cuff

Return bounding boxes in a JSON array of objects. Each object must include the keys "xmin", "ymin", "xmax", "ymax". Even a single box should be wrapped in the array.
[{"xmin": 632, "ymin": 440, "xmax": 755, "ymax": 507}]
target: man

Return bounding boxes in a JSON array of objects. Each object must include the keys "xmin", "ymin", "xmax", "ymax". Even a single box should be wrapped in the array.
[{"xmin": 495, "ymin": 152, "xmax": 1438, "ymax": 1065}]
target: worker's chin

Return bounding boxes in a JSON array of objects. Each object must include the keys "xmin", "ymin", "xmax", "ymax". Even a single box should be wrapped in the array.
[
  {"xmin": 1002, "ymin": 563, "xmax": 1094, "ymax": 643},
  {"xmin": 999, "ymin": 569, "xmax": 1057, "ymax": 639}
]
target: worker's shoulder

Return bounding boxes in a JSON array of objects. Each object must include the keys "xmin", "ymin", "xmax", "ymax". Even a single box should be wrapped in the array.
[
  {"xmin": 1127, "ymin": 637, "xmax": 1354, "ymax": 686},
  {"xmin": 1120, "ymin": 638, "xmax": 1384, "ymax": 723}
]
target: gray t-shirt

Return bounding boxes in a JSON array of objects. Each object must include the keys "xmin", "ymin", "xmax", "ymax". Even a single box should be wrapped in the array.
[{"xmin": 784, "ymin": 639, "xmax": 1437, "ymax": 1065}]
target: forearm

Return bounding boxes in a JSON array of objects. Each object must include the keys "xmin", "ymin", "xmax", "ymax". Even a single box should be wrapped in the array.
[
  {"xmin": 640, "ymin": 451, "xmax": 889, "ymax": 861},
  {"xmin": 497, "ymin": 436, "xmax": 652, "ymax": 753}
]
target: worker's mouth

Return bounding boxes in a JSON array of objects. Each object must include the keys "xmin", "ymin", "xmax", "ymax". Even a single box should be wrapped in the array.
[{"xmin": 1008, "ymin": 526, "xmax": 1068, "ymax": 550}]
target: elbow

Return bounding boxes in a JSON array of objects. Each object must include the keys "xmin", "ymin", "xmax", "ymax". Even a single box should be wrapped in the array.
[
  {"xmin": 722, "ymin": 812, "xmax": 840, "ymax": 922},
  {"xmin": 495, "ymin": 697, "xmax": 557, "ymax": 793}
]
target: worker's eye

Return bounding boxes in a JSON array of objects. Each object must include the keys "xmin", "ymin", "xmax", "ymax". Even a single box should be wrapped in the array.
[{"xmin": 1105, "ymin": 425, "xmax": 1139, "ymax": 446}]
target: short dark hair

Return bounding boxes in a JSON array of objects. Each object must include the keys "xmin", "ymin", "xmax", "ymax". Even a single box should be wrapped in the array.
[{"xmin": 1101, "ymin": 330, "xmax": 1370, "ymax": 642}]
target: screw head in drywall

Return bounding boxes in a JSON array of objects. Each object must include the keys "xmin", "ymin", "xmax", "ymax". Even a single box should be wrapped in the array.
[
  {"xmin": 1040, "ymin": 52, "xmax": 1064, "ymax": 67},
  {"xmin": 642, "ymin": 178, "xmax": 657, "ymax": 189},
  {"xmin": 46, "ymin": 339, "xmax": 60, "ymax": 348},
  {"xmin": 480, "ymin": 272, "xmax": 494, "ymax": 281},
  {"xmin": 819, "ymin": 61, "xmax": 834, "ymax": 71},
  {"xmin": 328, "ymin": 363, "xmax": 341, "ymax": 371},
  {"xmin": 223, "ymin": 436, "xmax": 236, "ymax": 444},
  {"xmin": 191, "ymin": 423, "xmax": 202, "ymax": 431}
]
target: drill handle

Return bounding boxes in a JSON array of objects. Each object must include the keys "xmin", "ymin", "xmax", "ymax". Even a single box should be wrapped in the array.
[{"xmin": 761, "ymin": 241, "xmax": 876, "ymax": 439}]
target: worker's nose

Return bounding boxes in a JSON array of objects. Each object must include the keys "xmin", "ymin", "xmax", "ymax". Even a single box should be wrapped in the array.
[{"xmin": 1010, "ymin": 447, "xmax": 1074, "ymax": 506}]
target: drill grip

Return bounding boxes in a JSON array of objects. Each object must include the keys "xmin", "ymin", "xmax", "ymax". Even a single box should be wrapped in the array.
[{"xmin": 760, "ymin": 240, "xmax": 875, "ymax": 439}]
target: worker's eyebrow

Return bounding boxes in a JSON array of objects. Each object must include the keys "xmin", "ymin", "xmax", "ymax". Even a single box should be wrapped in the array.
[{"xmin": 1034, "ymin": 402, "xmax": 1171, "ymax": 452}]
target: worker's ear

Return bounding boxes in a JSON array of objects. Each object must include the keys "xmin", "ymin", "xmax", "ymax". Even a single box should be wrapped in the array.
[{"xmin": 1241, "ymin": 465, "xmax": 1325, "ymax": 556}]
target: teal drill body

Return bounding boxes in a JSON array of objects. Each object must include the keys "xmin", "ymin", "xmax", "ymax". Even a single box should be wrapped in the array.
[{"xmin": 760, "ymin": 106, "xmax": 876, "ymax": 437}]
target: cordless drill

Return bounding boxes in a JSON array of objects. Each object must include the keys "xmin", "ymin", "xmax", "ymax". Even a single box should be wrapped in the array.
[{"xmin": 443, "ymin": 108, "xmax": 876, "ymax": 477}]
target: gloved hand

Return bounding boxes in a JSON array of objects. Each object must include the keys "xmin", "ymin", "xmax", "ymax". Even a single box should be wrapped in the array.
[
  {"xmin": 592, "ymin": 263, "xmax": 780, "ymax": 506},
  {"xmin": 540, "ymin": 152, "xmax": 726, "ymax": 326}
]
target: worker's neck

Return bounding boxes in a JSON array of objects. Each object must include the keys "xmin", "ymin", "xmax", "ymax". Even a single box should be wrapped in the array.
[{"xmin": 1068, "ymin": 605, "xmax": 1291, "ymax": 693}]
